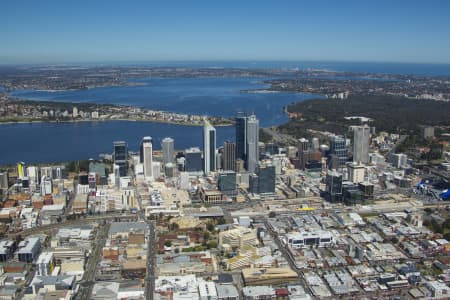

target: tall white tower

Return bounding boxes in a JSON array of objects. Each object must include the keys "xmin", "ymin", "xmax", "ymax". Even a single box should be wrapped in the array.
[
  {"xmin": 141, "ymin": 137, "xmax": 153, "ymax": 179},
  {"xmin": 203, "ymin": 119, "xmax": 216, "ymax": 174},
  {"xmin": 246, "ymin": 114, "xmax": 259, "ymax": 174},
  {"xmin": 353, "ymin": 125, "xmax": 370, "ymax": 164}
]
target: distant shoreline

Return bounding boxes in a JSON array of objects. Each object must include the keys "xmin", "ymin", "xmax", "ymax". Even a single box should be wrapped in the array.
[{"xmin": 0, "ymin": 118, "xmax": 234, "ymax": 127}]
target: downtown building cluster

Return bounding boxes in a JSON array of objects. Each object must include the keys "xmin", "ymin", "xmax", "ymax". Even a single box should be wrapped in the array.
[{"xmin": 1, "ymin": 109, "xmax": 450, "ymax": 299}]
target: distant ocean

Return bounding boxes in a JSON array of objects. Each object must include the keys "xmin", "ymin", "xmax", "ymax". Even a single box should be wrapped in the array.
[{"xmin": 2, "ymin": 61, "xmax": 450, "ymax": 164}]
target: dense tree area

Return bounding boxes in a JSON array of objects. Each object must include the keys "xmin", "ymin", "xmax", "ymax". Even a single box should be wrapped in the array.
[
  {"xmin": 259, "ymin": 128, "xmax": 272, "ymax": 143},
  {"xmin": 280, "ymin": 95, "xmax": 450, "ymax": 137}
]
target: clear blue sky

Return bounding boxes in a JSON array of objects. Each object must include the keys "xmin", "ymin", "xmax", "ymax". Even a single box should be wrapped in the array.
[{"xmin": 1, "ymin": 0, "xmax": 450, "ymax": 64}]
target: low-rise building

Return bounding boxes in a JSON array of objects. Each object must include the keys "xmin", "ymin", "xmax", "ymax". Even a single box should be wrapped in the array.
[
  {"xmin": 17, "ymin": 237, "xmax": 41, "ymax": 263},
  {"xmin": 284, "ymin": 231, "xmax": 334, "ymax": 249}
]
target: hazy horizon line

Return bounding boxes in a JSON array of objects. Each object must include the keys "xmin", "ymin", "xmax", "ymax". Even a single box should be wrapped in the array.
[{"xmin": 1, "ymin": 58, "xmax": 450, "ymax": 67}]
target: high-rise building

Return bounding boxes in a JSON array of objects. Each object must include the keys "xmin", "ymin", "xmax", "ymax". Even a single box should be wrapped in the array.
[
  {"xmin": 165, "ymin": 163, "xmax": 175, "ymax": 178},
  {"xmin": 235, "ymin": 159, "xmax": 245, "ymax": 173},
  {"xmin": 297, "ymin": 138, "xmax": 321, "ymax": 170},
  {"xmin": 218, "ymin": 171, "xmax": 237, "ymax": 198},
  {"xmin": 353, "ymin": 126, "xmax": 370, "ymax": 164},
  {"xmin": 0, "ymin": 172, "xmax": 9, "ymax": 191},
  {"xmin": 258, "ymin": 142, "xmax": 266, "ymax": 160},
  {"xmin": 113, "ymin": 141, "xmax": 128, "ymax": 177},
  {"xmin": 329, "ymin": 136, "xmax": 347, "ymax": 168},
  {"xmin": 235, "ymin": 113, "xmax": 247, "ymax": 162},
  {"xmin": 389, "ymin": 153, "xmax": 408, "ymax": 168},
  {"xmin": 40, "ymin": 166, "xmax": 53, "ymax": 179},
  {"xmin": 141, "ymin": 137, "xmax": 153, "ymax": 179},
  {"xmin": 298, "ymin": 138, "xmax": 310, "ymax": 153},
  {"xmin": 185, "ymin": 147, "xmax": 203, "ymax": 173},
  {"xmin": 347, "ymin": 163, "xmax": 365, "ymax": 183},
  {"xmin": 162, "ymin": 137, "xmax": 175, "ymax": 165},
  {"xmin": 152, "ymin": 162, "xmax": 161, "ymax": 179},
  {"xmin": 25, "ymin": 167, "xmax": 38, "ymax": 189},
  {"xmin": 257, "ymin": 164, "xmax": 276, "ymax": 194},
  {"xmin": 40, "ymin": 176, "xmax": 52, "ymax": 195},
  {"xmin": 203, "ymin": 120, "xmax": 216, "ymax": 174},
  {"xmin": 222, "ymin": 141, "xmax": 236, "ymax": 171},
  {"xmin": 176, "ymin": 157, "xmax": 185, "ymax": 172},
  {"xmin": 246, "ymin": 115, "xmax": 259, "ymax": 174},
  {"xmin": 325, "ymin": 170, "xmax": 343, "ymax": 202},
  {"xmin": 17, "ymin": 162, "xmax": 25, "ymax": 179},
  {"xmin": 249, "ymin": 174, "xmax": 259, "ymax": 194},
  {"xmin": 139, "ymin": 136, "xmax": 152, "ymax": 163}
]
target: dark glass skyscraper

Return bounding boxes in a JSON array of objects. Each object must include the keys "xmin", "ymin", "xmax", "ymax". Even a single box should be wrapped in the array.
[
  {"xmin": 185, "ymin": 147, "xmax": 203, "ymax": 172},
  {"xmin": 235, "ymin": 113, "xmax": 247, "ymax": 162},
  {"xmin": 257, "ymin": 164, "xmax": 275, "ymax": 194},
  {"xmin": 113, "ymin": 141, "xmax": 128, "ymax": 177},
  {"xmin": 330, "ymin": 136, "xmax": 347, "ymax": 168}
]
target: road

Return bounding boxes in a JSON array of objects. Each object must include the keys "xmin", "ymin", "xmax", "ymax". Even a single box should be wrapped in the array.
[
  {"xmin": 145, "ymin": 220, "xmax": 156, "ymax": 300},
  {"xmin": 263, "ymin": 218, "xmax": 313, "ymax": 295},
  {"xmin": 7, "ymin": 212, "xmax": 138, "ymax": 238},
  {"xmin": 134, "ymin": 179, "xmax": 156, "ymax": 300},
  {"xmin": 75, "ymin": 223, "xmax": 109, "ymax": 300}
]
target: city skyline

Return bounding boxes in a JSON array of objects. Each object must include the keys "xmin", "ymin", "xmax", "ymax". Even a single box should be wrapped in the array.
[{"xmin": 2, "ymin": 0, "xmax": 450, "ymax": 64}]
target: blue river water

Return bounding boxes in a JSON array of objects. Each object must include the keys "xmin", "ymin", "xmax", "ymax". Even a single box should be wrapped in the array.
[
  {"xmin": 4, "ymin": 77, "xmax": 313, "ymax": 164},
  {"xmin": 0, "ymin": 121, "xmax": 235, "ymax": 164},
  {"xmin": 2, "ymin": 61, "xmax": 450, "ymax": 164},
  {"xmin": 11, "ymin": 77, "xmax": 309, "ymax": 127}
]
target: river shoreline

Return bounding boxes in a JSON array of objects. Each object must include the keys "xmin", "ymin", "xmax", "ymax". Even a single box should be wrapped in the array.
[{"xmin": 0, "ymin": 118, "xmax": 234, "ymax": 127}]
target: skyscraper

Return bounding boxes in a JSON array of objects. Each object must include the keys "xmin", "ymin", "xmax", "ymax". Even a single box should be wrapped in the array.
[
  {"xmin": 17, "ymin": 162, "xmax": 25, "ymax": 179},
  {"xmin": 235, "ymin": 113, "xmax": 247, "ymax": 161},
  {"xmin": 113, "ymin": 141, "xmax": 128, "ymax": 177},
  {"xmin": 298, "ymin": 138, "xmax": 321, "ymax": 170},
  {"xmin": 162, "ymin": 137, "xmax": 175, "ymax": 165},
  {"xmin": 222, "ymin": 141, "xmax": 236, "ymax": 171},
  {"xmin": 185, "ymin": 147, "xmax": 203, "ymax": 173},
  {"xmin": 218, "ymin": 171, "xmax": 237, "ymax": 198},
  {"xmin": 139, "ymin": 136, "xmax": 152, "ymax": 163},
  {"xmin": 257, "ymin": 164, "xmax": 276, "ymax": 194},
  {"xmin": 203, "ymin": 119, "xmax": 216, "ymax": 174},
  {"xmin": 325, "ymin": 170, "xmax": 343, "ymax": 202},
  {"xmin": 141, "ymin": 137, "xmax": 153, "ymax": 179},
  {"xmin": 246, "ymin": 114, "xmax": 259, "ymax": 174},
  {"xmin": 353, "ymin": 125, "xmax": 370, "ymax": 164},
  {"xmin": 329, "ymin": 136, "xmax": 347, "ymax": 168}
]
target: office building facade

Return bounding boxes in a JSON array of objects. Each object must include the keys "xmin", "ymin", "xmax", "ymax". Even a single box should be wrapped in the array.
[
  {"xmin": 257, "ymin": 164, "xmax": 276, "ymax": 194},
  {"xmin": 141, "ymin": 137, "xmax": 153, "ymax": 179},
  {"xmin": 222, "ymin": 141, "xmax": 236, "ymax": 171},
  {"xmin": 235, "ymin": 113, "xmax": 247, "ymax": 162},
  {"xmin": 353, "ymin": 125, "xmax": 370, "ymax": 164},
  {"xmin": 218, "ymin": 171, "xmax": 237, "ymax": 198},
  {"xmin": 113, "ymin": 141, "xmax": 128, "ymax": 177},
  {"xmin": 246, "ymin": 115, "xmax": 259, "ymax": 174},
  {"xmin": 329, "ymin": 136, "xmax": 347, "ymax": 168},
  {"xmin": 325, "ymin": 170, "xmax": 343, "ymax": 202},
  {"xmin": 185, "ymin": 147, "xmax": 203, "ymax": 173},
  {"xmin": 162, "ymin": 137, "xmax": 175, "ymax": 165},
  {"xmin": 203, "ymin": 120, "xmax": 216, "ymax": 174}
]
